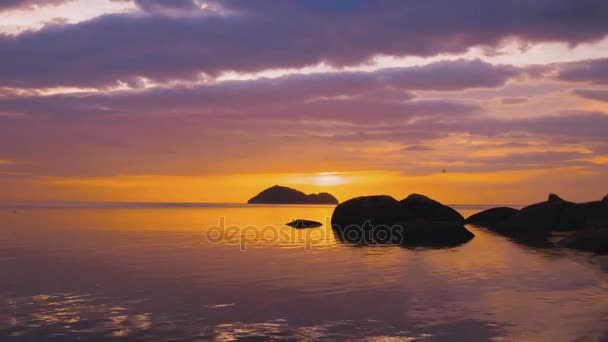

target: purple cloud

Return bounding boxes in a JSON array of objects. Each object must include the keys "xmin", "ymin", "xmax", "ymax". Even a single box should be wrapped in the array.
[
  {"xmin": 0, "ymin": 0, "xmax": 67, "ymax": 10},
  {"xmin": 379, "ymin": 59, "xmax": 519, "ymax": 91},
  {"xmin": 0, "ymin": 59, "xmax": 516, "ymax": 120},
  {"xmin": 133, "ymin": 0, "xmax": 201, "ymax": 11},
  {"xmin": 0, "ymin": 0, "xmax": 606, "ymax": 88},
  {"xmin": 557, "ymin": 58, "xmax": 608, "ymax": 84},
  {"xmin": 574, "ymin": 89, "xmax": 608, "ymax": 102},
  {"xmin": 501, "ymin": 97, "xmax": 529, "ymax": 104}
]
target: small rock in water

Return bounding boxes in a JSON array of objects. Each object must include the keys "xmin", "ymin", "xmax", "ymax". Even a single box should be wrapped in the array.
[{"xmin": 286, "ymin": 219, "xmax": 323, "ymax": 229}]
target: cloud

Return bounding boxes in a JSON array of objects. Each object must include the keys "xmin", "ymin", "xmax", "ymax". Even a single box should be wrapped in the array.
[
  {"xmin": 0, "ymin": 59, "xmax": 516, "ymax": 120},
  {"xmin": 133, "ymin": 0, "xmax": 202, "ymax": 11},
  {"xmin": 0, "ymin": 0, "xmax": 67, "ymax": 11},
  {"xmin": 1, "ymin": 104, "xmax": 606, "ymax": 178},
  {"xmin": 379, "ymin": 59, "xmax": 520, "ymax": 90},
  {"xmin": 501, "ymin": 97, "xmax": 529, "ymax": 104},
  {"xmin": 0, "ymin": 0, "xmax": 606, "ymax": 88},
  {"xmin": 402, "ymin": 145, "xmax": 435, "ymax": 151},
  {"xmin": 556, "ymin": 58, "xmax": 608, "ymax": 84},
  {"xmin": 574, "ymin": 89, "xmax": 608, "ymax": 102}
]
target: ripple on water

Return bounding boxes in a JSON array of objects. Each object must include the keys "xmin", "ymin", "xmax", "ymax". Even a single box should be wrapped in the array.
[
  {"xmin": 1, "ymin": 294, "xmax": 435, "ymax": 341},
  {"xmin": 0, "ymin": 293, "xmax": 152, "ymax": 339}
]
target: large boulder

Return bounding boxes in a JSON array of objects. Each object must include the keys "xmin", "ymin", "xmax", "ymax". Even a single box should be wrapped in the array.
[
  {"xmin": 559, "ymin": 229, "xmax": 608, "ymax": 254},
  {"xmin": 248, "ymin": 185, "xmax": 338, "ymax": 204},
  {"xmin": 474, "ymin": 195, "xmax": 608, "ymax": 238},
  {"xmin": 331, "ymin": 195, "xmax": 402, "ymax": 228},
  {"xmin": 508, "ymin": 194, "xmax": 579, "ymax": 231},
  {"xmin": 400, "ymin": 194, "xmax": 464, "ymax": 223},
  {"xmin": 331, "ymin": 194, "xmax": 474, "ymax": 247},
  {"xmin": 574, "ymin": 199, "xmax": 608, "ymax": 229},
  {"xmin": 400, "ymin": 220, "xmax": 475, "ymax": 247},
  {"xmin": 465, "ymin": 207, "xmax": 519, "ymax": 227}
]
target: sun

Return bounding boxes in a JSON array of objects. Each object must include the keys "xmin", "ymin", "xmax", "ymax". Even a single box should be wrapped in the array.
[{"xmin": 310, "ymin": 172, "xmax": 349, "ymax": 186}]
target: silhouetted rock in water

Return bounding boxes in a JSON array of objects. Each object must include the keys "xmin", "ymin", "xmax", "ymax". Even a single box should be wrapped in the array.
[
  {"xmin": 331, "ymin": 195, "xmax": 402, "ymax": 227},
  {"xmin": 331, "ymin": 194, "xmax": 474, "ymax": 247},
  {"xmin": 286, "ymin": 219, "xmax": 322, "ymax": 229},
  {"xmin": 466, "ymin": 207, "xmax": 519, "ymax": 227},
  {"xmin": 248, "ymin": 185, "xmax": 338, "ymax": 204},
  {"xmin": 603, "ymin": 195, "xmax": 608, "ymax": 204},
  {"xmin": 574, "ymin": 199, "xmax": 608, "ymax": 229},
  {"xmin": 559, "ymin": 229, "xmax": 608, "ymax": 254},
  {"xmin": 332, "ymin": 219, "xmax": 474, "ymax": 247},
  {"xmin": 399, "ymin": 220, "xmax": 475, "ymax": 247},
  {"xmin": 507, "ymin": 194, "xmax": 580, "ymax": 231},
  {"xmin": 474, "ymin": 194, "xmax": 608, "ymax": 238},
  {"xmin": 400, "ymin": 193, "xmax": 464, "ymax": 223}
]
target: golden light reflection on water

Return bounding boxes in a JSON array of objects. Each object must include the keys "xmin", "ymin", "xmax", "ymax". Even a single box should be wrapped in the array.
[
  {"xmin": 1, "ymin": 206, "xmax": 608, "ymax": 341},
  {"xmin": 3, "ymin": 293, "xmax": 151, "ymax": 339}
]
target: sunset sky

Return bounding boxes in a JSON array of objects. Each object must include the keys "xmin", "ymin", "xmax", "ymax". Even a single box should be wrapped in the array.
[{"xmin": 1, "ymin": 0, "xmax": 607, "ymax": 204}]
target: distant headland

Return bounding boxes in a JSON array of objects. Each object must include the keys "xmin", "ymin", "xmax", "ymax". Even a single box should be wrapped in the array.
[{"xmin": 247, "ymin": 185, "xmax": 339, "ymax": 204}]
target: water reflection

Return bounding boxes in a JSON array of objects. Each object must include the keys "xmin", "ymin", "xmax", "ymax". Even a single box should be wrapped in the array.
[
  {"xmin": 1, "ymin": 206, "xmax": 608, "ymax": 341},
  {"xmin": 1, "ymin": 293, "xmax": 152, "ymax": 339}
]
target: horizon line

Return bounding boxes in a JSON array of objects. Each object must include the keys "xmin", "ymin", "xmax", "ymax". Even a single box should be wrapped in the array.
[{"xmin": 0, "ymin": 200, "xmax": 526, "ymax": 209}]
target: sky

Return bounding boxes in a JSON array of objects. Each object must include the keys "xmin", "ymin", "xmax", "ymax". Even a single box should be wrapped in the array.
[{"xmin": 0, "ymin": 0, "xmax": 607, "ymax": 204}]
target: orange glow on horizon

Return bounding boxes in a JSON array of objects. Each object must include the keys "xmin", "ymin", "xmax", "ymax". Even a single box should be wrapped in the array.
[{"xmin": 0, "ymin": 166, "xmax": 605, "ymax": 205}]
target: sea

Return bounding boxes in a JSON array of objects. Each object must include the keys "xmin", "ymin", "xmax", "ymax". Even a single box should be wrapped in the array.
[{"xmin": 1, "ymin": 203, "xmax": 607, "ymax": 341}]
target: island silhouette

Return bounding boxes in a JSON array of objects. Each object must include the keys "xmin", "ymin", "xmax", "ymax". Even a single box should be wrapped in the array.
[{"xmin": 247, "ymin": 185, "xmax": 339, "ymax": 204}]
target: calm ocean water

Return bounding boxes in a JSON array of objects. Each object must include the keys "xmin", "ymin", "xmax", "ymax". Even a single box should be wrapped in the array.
[{"xmin": 1, "ymin": 204, "xmax": 607, "ymax": 341}]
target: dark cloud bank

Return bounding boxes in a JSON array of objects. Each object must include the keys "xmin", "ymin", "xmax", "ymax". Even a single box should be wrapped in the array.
[{"xmin": 0, "ymin": 0, "xmax": 607, "ymax": 88}]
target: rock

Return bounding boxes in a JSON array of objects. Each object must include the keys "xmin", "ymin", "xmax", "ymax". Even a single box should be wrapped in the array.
[
  {"xmin": 574, "ymin": 199, "xmax": 608, "ymax": 229},
  {"xmin": 507, "ymin": 194, "xmax": 579, "ymax": 231},
  {"xmin": 306, "ymin": 192, "xmax": 339, "ymax": 204},
  {"xmin": 548, "ymin": 193, "xmax": 563, "ymax": 202},
  {"xmin": 332, "ymin": 219, "xmax": 474, "ymax": 247},
  {"xmin": 331, "ymin": 195, "xmax": 402, "ymax": 228},
  {"xmin": 400, "ymin": 220, "xmax": 475, "ymax": 247},
  {"xmin": 400, "ymin": 194, "xmax": 464, "ymax": 223},
  {"xmin": 465, "ymin": 207, "xmax": 519, "ymax": 226},
  {"xmin": 559, "ymin": 229, "xmax": 608, "ymax": 254},
  {"xmin": 286, "ymin": 219, "xmax": 322, "ymax": 229},
  {"xmin": 248, "ymin": 185, "xmax": 338, "ymax": 204},
  {"xmin": 603, "ymin": 195, "xmax": 608, "ymax": 204},
  {"xmin": 331, "ymin": 194, "xmax": 474, "ymax": 247},
  {"xmin": 479, "ymin": 195, "xmax": 608, "ymax": 237}
]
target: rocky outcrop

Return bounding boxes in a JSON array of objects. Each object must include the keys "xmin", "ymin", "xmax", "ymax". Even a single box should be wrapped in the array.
[
  {"xmin": 574, "ymin": 199, "xmax": 608, "ymax": 229},
  {"xmin": 330, "ymin": 195, "xmax": 402, "ymax": 228},
  {"xmin": 559, "ymin": 229, "xmax": 608, "ymax": 254},
  {"xmin": 507, "ymin": 194, "xmax": 580, "ymax": 231},
  {"xmin": 465, "ymin": 207, "xmax": 519, "ymax": 227},
  {"xmin": 503, "ymin": 194, "xmax": 608, "ymax": 231},
  {"xmin": 470, "ymin": 195, "xmax": 608, "ymax": 246},
  {"xmin": 331, "ymin": 194, "xmax": 474, "ymax": 247},
  {"xmin": 286, "ymin": 219, "xmax": 323, "ymax": 229},
  {"xmin": 306, "ymin": 192, "xmax": 339, "ymax": 204},
  {"xmin": 398, "ymin": 220, "xmax": 475, "ymax": 247},
  {"xmin": 248, "ymin": 185, "xmax": 338, "ymax": 204},
  {"xmin": 400, "ymin": 193, "xmax": 464, "ymax": 223}
]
